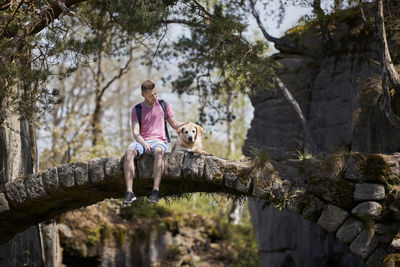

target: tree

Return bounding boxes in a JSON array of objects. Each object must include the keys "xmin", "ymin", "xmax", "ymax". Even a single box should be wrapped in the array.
[
  {"xmin": 0, "ymin": 0, "xmax": 173, "ymax": 264},
  {"xmin": 376, "ymin": 0, "xmax": 400, "ymax": 128},
  {"xmin": 39, "ymin": 66, "xmax": 92, "ymax": 168}
]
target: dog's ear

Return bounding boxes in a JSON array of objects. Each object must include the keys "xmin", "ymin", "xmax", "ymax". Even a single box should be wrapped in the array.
[
  {"xmin": 195, "ymin": 124, "xmax": 203, "ymax": 136},
  {"xmin": 177, "ymin": 126, "xmax": 184, "ymax": 136}
]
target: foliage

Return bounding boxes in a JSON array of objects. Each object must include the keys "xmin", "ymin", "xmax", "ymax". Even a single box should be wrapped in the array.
[
  {"xmin": 248, "ymin": 145, "xmax": 270, "ymax": 169},
  {"xmin": 160, "ymin": 2, "xmax": 277, "ymax": 125},
  {"xmin": 295, "ymin": 148, "xmax": 314, "ymax": 161},
  {"xmin": 0, "ymin": 0, "xmax": 172, "ymax": 122},
  {"xmin": 320, "ymin": 148, "xmax": 350, "ymax": 177},
  {"xmin": 358, "ymin": 74, "xmax": 383, "ymax": 112},
  {"xmin": 60, "ymin": 194, "xmax": 260, "ymax": 265},
  {"xmin": 159, "ymin": 193, "xmax": 261, "ymax": 266},
  {"xmin": 120, "ymin": 198, "xmax": 171, "ymax": 220},
  {"xmin": 23, "ymin": 250, "xmax": 31, "ymax": 266},
  {"xmin": 60, "ymin": 201, "xmax": 130, "ymax": 253},
  {"xmin": 226, "ymin": 222, "xmax": 261, "ymax": 267},
  {"xmin": 161, "ymin": 192, "xmax": 226, "ymax": 218},
  {"xmin": 106, "ymin": 0, "xmax": 176, "ymax": 35},
  {"xmin": 383, "ymin": 175, "xmax": 400, "ymax": 201},
  {"xmin": 1, "ymin": 0, "xmax": 397, "ymax": 123},
  {"xmin": 274, "ymin": 188, "xmax": 303, "ymax": 211}
]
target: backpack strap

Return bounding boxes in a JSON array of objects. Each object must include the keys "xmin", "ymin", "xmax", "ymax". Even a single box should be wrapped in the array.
[
  {"xmin": 135, "ymin": 103, "xmax": 142, "ymax": 131},
  {"xmin": 158, "ymin": 99, "xmax": 171, "ymax": 143}
]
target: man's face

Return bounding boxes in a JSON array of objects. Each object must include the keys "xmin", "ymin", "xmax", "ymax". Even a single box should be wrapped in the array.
[{"xmin": 142, "ymin": 88, "xmax": 157, "ymax": 104}]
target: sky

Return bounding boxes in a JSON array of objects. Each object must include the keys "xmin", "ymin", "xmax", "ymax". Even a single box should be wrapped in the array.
[{"xmin": 251, "ymin": 1, "xmax": 311, "ymax": 38}]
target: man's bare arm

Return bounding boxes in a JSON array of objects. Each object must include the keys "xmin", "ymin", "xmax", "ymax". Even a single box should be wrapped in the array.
[
  {"xmin": 167, "ymin": 117, "xmax": 188, "ymax": 130},
  {"xmin": 132, "ymin": 121, "xmax": 151, "ymax": 152}
]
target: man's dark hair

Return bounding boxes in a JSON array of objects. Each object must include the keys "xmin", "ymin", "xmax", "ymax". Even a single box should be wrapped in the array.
[{"xmin": 141, "ymin": 80, "xmax": 155, "ymax": 92}]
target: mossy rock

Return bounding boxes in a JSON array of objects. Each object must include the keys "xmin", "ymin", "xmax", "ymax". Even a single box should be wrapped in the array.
[
  {"xmin": 308, "ymin": 176, "xmax": 354, "ymax": 209},
  {"xmin": 301, "ymin": 194, "xmax": 326, "ymax": 222},
  {"xmin": 355, "ymin": 153, "xmax": 398, "ymax": 183}
]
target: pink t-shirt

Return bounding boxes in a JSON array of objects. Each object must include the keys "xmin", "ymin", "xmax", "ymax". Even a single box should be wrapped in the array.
[{"xmin": 131, "ymin": 100, "xmax": 174, "ymax": 143}]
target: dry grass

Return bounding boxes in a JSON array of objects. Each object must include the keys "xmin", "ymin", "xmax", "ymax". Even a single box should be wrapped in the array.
[
  {"xmin": 248, "ymin": 145, "xmax": 270, "ymax": 170},
  {"xmin": 358, "ymin": 74, "xmax": 382, "ymax": 112},
  {"xmin": 322, "ymin": 149, "xmax": 351, "ymax": 177}
]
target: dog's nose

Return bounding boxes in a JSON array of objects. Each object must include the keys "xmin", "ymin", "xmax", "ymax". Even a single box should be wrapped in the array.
[{"xmin": 188, "ymin": 136, "xmax": 193, "ymax": 142}]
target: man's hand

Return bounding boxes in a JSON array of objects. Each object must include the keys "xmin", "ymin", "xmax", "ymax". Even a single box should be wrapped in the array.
[
  {"xmin": 167, "ymin": 117, "xmax": 188, "ymax": 130},
  {"xmin": 144, "ymin": 143, "xmax": 152, "ymax": 155}
]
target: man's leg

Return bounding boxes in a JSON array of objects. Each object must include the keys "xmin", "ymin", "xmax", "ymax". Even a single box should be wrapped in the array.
[
  {"xmin": 123, "ymin": 148, "xmax": 138, "ymax": 204},
  {"xmin": 152, "ymin": 146, "xmax": 164, "ymax": 191},
  {"xmin": 124, "ymin": 148, "xmax": 138, "ymax": 192}
]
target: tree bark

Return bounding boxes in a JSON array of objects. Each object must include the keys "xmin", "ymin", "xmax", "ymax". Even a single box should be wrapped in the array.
[
  {"xmin": 92, "ymin": 95, "xmax": 105, "ymax": 146},
  {"xmin": 226, "ymin": 90, "xmax": 235, "ymax": 157},
  {"xmin": 91, "ymin": 32, "xmax": 134, "ymax": 146},
  {"xmin": 376, "ymin": 0, "xmax": 400, "ymax": 128},
  {"xmin": 376, "ymin": 0, "xmax": 400, "ymax": 92}
]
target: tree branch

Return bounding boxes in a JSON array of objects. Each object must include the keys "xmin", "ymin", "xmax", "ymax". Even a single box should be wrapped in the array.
[
  {"xmin": 249, "ymin": 0, "xmax": 315, "ymax": 58},
  {"xmin": 275, "ymin": 77, "xmax": 319, "ymax": 153},
  {"xmin": 0, "ymin": 0, "xmax": 23, "ymax": 38},
  {"xmin": 152, "ymin": 25, "xmax": 167, "ymax": 59},
  {"xmin": 100, "ymin": 48, "xmax": 134, "ymax": 99},
  {"xmin": 379, "ymin": 68, "xmax": 400, "ymax": 127},
  {"xmin": 26, "ymin": 0, "xmax": 87, "ymax": 37},
  {"xmin": 358, "ymin": 0, "xmax": 369, "ymax": 24},
  {"xmin": 376, "ymin": 0, "xmax": 400, "ymax": 92},
  {"xmin": 191, "ymin": 0, "xmax": 212, "ymax": 18},
  {"xmin": 312, "ymin": 0, "xmax": 333, "ymax": 53},
  {"xmin": 54, "ymin": 0, "xmax": 74, "ymax": 16},
  {"xmin": 376, "ymin": 0, "xmax": 400, "ymax": 128},
  {"xmin": 159, "ymin": 19, "xmax": 206, "ymax": 28},
  {"xmin": 0, "ymin": 0, "xmax": 12, "ymax": 11}
]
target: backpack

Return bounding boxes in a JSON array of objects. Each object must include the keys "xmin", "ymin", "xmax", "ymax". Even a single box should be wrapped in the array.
[{"xmin": 135, "ymin": 99, "xmax": 171, "ymax": 143}]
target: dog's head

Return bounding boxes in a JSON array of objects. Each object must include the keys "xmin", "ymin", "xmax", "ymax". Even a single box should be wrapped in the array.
[{"xmin": 177, "ymin": 123, "xmax": 203, "ymax": 143}]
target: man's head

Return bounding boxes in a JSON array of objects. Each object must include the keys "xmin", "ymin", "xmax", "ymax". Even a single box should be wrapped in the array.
[{"xmin": 141, "ymin": 80, "xmax": 157, "ymax": 105}]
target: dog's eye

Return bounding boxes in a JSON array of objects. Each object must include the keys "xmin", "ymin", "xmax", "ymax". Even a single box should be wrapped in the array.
[
  {"xmin": 185, "ymin": 131, "xmax": 188, "ymax": 134},
  {"xmin": 192, "ymin": 130, "xmax": 195, "ymax": 133}
]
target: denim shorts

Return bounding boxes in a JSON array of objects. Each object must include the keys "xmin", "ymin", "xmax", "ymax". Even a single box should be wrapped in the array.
[{"xmin": 127, "ymin": 140, "xmax": 168, "ymax": 158}]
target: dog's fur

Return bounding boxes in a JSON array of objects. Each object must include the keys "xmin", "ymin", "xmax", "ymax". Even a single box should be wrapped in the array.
[{"xmin": 171, "ymin": 122, "xmax": 204, "ymax": 153}]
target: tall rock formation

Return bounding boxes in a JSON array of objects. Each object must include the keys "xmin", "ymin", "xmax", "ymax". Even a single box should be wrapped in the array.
[
  {"xmin": 0, "ymin": 97, "xmax": 43, "ymax": 266},
  {"xmin": 244, "ymin": 6, "xmax": 400, "ymax": 267}
]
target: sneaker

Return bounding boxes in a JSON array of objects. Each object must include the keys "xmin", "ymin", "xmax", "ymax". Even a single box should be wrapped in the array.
[
  {"xmin": 123, "ymin": 191, "xmax": 136, "ymax": 204},
  {"xmin": 148, "ymin": 190, "xmax": 160, "ymax": 204}
]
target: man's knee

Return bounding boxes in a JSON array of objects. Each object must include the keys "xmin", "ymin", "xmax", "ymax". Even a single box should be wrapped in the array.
[
  {"xmin": 153, "ymin": 146, "xmax": 164, "ymax": 156},
  {"xmin": 125, "ymin": 149, "xmax": 137, "ymax": 161}
]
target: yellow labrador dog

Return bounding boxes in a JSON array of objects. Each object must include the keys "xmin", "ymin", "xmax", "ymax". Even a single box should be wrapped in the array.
[{"xmin": 171, "ymin": 122, "xmax": 205, "ymax": 153}]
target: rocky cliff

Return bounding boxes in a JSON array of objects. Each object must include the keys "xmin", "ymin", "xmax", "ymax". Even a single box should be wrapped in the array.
[
  {"xmin": 0, "ymin": 99, "xmax": 43, "ymax": 266},
  {"xmin": 244, "ymin": 6, "xmax": 400, "ymax": 267}
]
